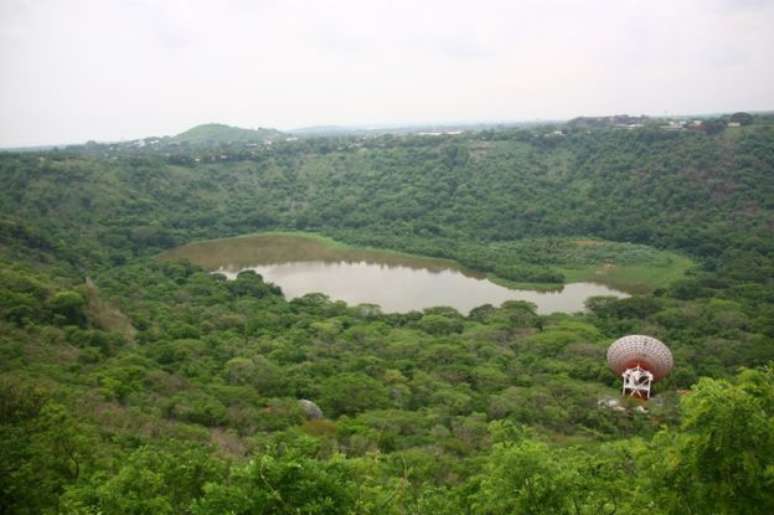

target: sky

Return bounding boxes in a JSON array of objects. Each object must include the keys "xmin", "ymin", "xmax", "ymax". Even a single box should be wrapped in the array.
[{"xmin": 1, "ymin": 0, "xmax": 773, "ymax": 147}]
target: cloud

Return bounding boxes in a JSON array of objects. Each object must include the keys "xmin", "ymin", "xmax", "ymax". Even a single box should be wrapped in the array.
[{"xmin": 1, "ymin": 0, "xmax": 773, "ymax": 146}]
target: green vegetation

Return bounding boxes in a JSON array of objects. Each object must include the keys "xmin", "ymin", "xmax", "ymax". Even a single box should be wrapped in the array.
[
  {"xmin": 172, "ymin": 123, "xmax": 285, "ymax": 146},
  {"xmin": 553, "ymin": 241, "xmax": 695, "ymax": 292},
  {"xmin": 1, "ymin": 117, "xmax": 773, "ymax": 513},
  {"xmin": 162, "ymin": 231, "xmax": 689, "ymax": 293}
]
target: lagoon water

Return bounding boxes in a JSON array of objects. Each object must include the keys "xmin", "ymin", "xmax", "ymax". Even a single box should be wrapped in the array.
[{"xmin": 161, "ymin": 234, "xmax": 629, "ymax": 314}]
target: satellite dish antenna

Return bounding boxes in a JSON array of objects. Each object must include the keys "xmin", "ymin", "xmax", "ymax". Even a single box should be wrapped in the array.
[{"xmin": 607, "ymin": 335, "xmax": 673, "ymax": 399}]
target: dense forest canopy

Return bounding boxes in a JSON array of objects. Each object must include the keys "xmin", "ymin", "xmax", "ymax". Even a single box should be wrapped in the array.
[{"xmin": 1, "ymin": 116, "xmax": 773, "ymax": 513}]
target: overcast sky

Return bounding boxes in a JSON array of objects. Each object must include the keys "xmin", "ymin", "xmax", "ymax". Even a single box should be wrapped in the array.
[{"xmin": 1, "ymin": 0, "xmax": 773, "ymax": 146}]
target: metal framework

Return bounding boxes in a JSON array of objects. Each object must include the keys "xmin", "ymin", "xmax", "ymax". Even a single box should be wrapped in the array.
[
  {"xmin": 621, "ymin": 365, "xmax": 654, "ymax": 399},
  {"xmin": 607, "ymin": 335, "xmax": 673, "ymax": 400}
]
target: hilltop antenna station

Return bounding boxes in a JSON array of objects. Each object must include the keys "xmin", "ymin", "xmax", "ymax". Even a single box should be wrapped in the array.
[{"xmin": 607, "ymin": 335, "xmax": 673, "ymax": 400}]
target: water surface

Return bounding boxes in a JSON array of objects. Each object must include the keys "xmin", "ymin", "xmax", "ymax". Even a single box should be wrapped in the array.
[{"xmin": 161, "ymin": 234, "xmax": 628, "ymax": 314}]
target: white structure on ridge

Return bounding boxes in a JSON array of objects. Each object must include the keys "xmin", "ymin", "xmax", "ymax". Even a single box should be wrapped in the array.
[{"xmin": 607, "ymin": 335, "xmax": 673, "ymax": 400}]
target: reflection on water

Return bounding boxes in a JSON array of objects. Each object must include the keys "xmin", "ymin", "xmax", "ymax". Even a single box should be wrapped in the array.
[
  {"xmin": 160, "ymin": 233, "xmax": 629, "ymax": 315},
  {"xmin": 215, "ymin": 261, "xmax": 627, "ymax": 315}
]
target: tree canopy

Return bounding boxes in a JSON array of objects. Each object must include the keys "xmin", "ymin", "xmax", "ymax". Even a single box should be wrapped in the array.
[{"xmin": 1, "ymin": 117, "xmax": 773, "ymax": 513}]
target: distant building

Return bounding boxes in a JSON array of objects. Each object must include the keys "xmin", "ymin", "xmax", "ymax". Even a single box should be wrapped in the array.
[
  {"xmin": 418, "ymin": 130, "xmax": 463, "ymax": 136},
  {"xmin": 662, "ymin": 120, "xmax": 684, "ymax": 130}
]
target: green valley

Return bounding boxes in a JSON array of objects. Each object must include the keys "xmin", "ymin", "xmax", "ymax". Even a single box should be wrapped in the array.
[{"xmin": 1, "ymin": 118, "xmax": 773, "ymax": 514}]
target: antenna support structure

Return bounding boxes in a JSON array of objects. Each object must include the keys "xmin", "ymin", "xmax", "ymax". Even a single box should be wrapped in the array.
[
  {"xmin": 621, "ymin": 365, "xmax": 654, "ymax": 399},
  {"xmin": 607, "ymin": 335, "xmax": 673, "ymax": 401}
]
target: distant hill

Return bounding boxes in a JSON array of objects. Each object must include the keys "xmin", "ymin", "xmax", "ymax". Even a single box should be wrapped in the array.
[
  {"xmin": 173, "ymin": 123, "xmax": 284, "ymax": 145},
  {"xmin": 567, "ymin": 114, "xmax": 651, "ymax": 129},
  {"xmin": 288, "ymin": 125, "xmax": 366, "ymax": 137}
]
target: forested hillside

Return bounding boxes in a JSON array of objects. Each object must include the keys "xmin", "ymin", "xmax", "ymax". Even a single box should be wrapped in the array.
[
  {"xmin": 172, "ymin": 123, "xmax": 285, "ymax": 146},
  {"xmin": 1, "ymin": 119, "xmax": 773, "ymax": 513}
]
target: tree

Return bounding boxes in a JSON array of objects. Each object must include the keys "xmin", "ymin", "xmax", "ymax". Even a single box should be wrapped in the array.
[
  {"xmin": 192, "ymin": 451, "xmax": 358, "ymax": 514},
  {"xmin": 729, "ymin": 112, "xmax": 754, "ymax": 126},
  {"xmin": 470, "ymin": 439, "xmax": 578, "ymax": 514},
  {"xmin": 48, "ymin": 290, "xmax": 86, "ymax": 326},
  {"xmin": 62, "ymin": 446, "xmax": 226, "ymax": 515},
  {"xmin": 319, "ymin": 373, "xmax": 390, "ymax": 417},
  {"xmin": 0, "ymin": 391, "xmax": 94, "ymax": 515},
  {"xmin": 646, "ymin": 367, "xmax": 774, "ymax": 514}
]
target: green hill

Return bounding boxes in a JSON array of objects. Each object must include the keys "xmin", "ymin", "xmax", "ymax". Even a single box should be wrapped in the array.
[{"xmin": 172, "ymin": 123, "xmax": 284, "ymax": 145}]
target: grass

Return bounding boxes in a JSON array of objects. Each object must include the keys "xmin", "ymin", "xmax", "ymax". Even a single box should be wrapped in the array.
[
  {"xmin": 159, "ymin": 230, "xmax": 471, "ymax": 275},
  {"xmin": 557, "ymin": 253, "xmax": 695, "ymax": 293}
]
